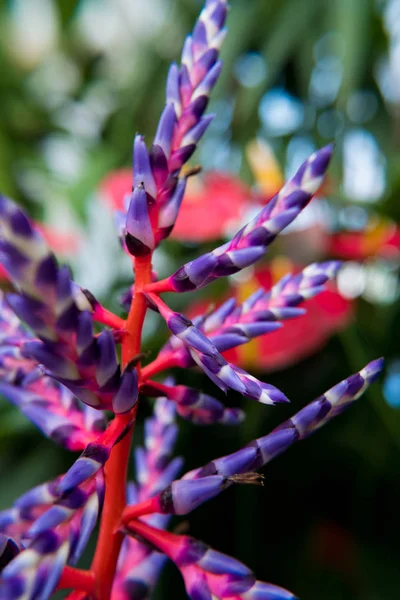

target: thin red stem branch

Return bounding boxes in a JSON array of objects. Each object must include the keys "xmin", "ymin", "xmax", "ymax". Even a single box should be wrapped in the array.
[
  {"xmin": 122, "ymin": 496, "xmax": 161, "ymax": 523},
  {"xmin": 141, "ymin": 353, "xmax": 180, "ymax": 381},
  {"xmin": 94, "ymin": 411, "xmax": 134, "ymax": 449},
  {"xmin": 143, "ymin": 279, "xmax": 174, "ymax": 293},
  {"xmin": 57, "ymin": 566, "xmax": 96, "ymax": 594},
  {"xmin": 124, "ymin": 518, "xmax": 177, "ymax": 555},
  {"xmin": 90, "ymin": 254, "xmax": 152, "ymax": 600},
  {"xmin": 122, "ymin": 256, "xmax": 153, "ymax": 369},
  {"xmin": 92, "ymin": 306, "xmax": 126, "ymax": 330}
]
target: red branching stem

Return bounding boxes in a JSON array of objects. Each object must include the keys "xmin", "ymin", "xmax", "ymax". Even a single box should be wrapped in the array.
[
  {"xmin": 141, "ymin": 353, "xmax": 180, "ymax": 381},
  {"xmin": 143, "ymin": 279, "xmax": 174, "ymax": 294},
  {"xmin": 91, "ymin": 254, "xmax": 152, "ymax": 600},
  {"xmin": 124, "ymin": 518, "xmax": 177, "ymax": 555},
  {"xmin": 122, "ymin": 256, "xmax": 153, "ymax": 369},
  {"xmin": 96, "ymin": 411, "xmax": 135, "ymax": 448},
  {"xmin": 90, "ymin": 412, "xmax": 134, "ymax": 600},
  {"xmin": 92, "ymin": 305, "xmax": 126, "ymax": 330},
  {"xmin": 57, "ymin": 566, "xmax": 96, "ymax": 594},
  {"xmin": 122, "ymin": 496, "xmax": 162, "ymax": 523},
  {"xmin": 145, "ymin": 291, "xmax": 166, "ymax": 312}
]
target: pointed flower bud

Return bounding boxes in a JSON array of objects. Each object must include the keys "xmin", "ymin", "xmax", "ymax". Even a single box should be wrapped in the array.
[
  {"xmin": 125, "ymin": 184, "xmax": 155, "ymax": 257},
  {"xmin": 142, "ymin": 381, "xmax": 245, "ymax": 425},
  {"xmin": 146, "ymin": 145, "xmax": 334, "ymax": 293},
  {"xmin": 156, "ymin": 260, "xmax": 342, "ymax": 372},
  {"xmin": 146, "ymin": 293, "xmax": 288, "ymax": 404},
  {"xmin": 0, "ymin": 475, "xmax": 103, "ymax": 599},
  {"xmin": 125, "ymin": 520, "xmax": 295, "ymax": 600},
  {"xmin": 133, "ymin": 135, "xmax": 157, "ymax": 199},
  {"xmin": 58, "ymin": 414, "xmax": 133, "ymax": 494},
  {"xmin": 117, "ymin": 0, "xmax": 228, "ymax": 247},
  {"xmin": 125, "ymin": 359, "xmax": 382, "ymax": 521},
  {"xmin": 154, "ymin": 104, "xmax": 177, "ymax": 160}
]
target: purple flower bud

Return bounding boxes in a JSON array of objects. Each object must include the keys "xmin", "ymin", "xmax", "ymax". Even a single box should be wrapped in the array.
[
  {"xmin": 125, "ymin": 184, "xmax": 155, "ymax": 257},
  {"xmin": 96, "ymin": 330, "xmax": 119, "ymax": 387},
  {"xmin": 151, "ymin": 359, "xmax": 383, "ymax": 520},
  {"xmin": 160, "ymin": 476, "xmax": 224, "ymax": 514},
  {"xmin": 244, "ymin": 580, "xmax": 297, "ymax": 599},
  {"xmin": 153, "ymin": 146, "xmax": 334, "ymax": 293},
  {"xmin": 112, "ymin": 369, "xmax": 138, "ymax": 414},
  {"xmin": 166, "ymin": 63, "xmax": 182, "ymax": 117},
  {"xmin": 59, "ymin": 443, "xmax": 109, "ymax": 494},
  {"xmin": 134, "ymin": 135, "xmax": 157, "ymax": 199},
  {"xmin": 182, "ymin": 114, "xmax": 214, "ymax": 146},
  {"xmin": 198, "ymin": 548, "xmax": 252, "ymax": 577},
  {"xmin": 190, "ymin": 48, "xmax": 218, "ymax": 87},
  {"xmin": 23, "ymin": 341, "xmax": 79, "ymax": 380},
  {"xmin": 169, "ymin": 144, "xmax": 196, "ymax": 173},
  {"xmin": 193, "ymin": 61, "xmax": 222, "ymax": 98},
  {"xmin": 154, "ymin": 104, "xmax": 177, "ymax": 159},
  {"xmin": 158, "ymin": 178, "xmax": 187, "ymax": 235}
]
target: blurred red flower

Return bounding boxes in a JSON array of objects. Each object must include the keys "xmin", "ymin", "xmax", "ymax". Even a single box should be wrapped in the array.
[{"xmin": 329, "ymin": 218, "xmax": 400, "ymax": 260}]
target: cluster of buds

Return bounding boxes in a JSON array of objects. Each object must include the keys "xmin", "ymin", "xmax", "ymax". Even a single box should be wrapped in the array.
[
  {"xmin": 118, "ymin": 0, "xmax": 228, "ymax": 256},
  {"xmin": 0, "ymin": 1, "xmax": 383, "ymax": 599}
]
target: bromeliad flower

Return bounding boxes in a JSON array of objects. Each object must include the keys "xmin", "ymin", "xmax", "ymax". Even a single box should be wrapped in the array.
[
  {"xmin": 0, "ymin": 291, "xmax": 106, "ymax": 450},
  {"xmin": 0, "ymin": 195, "xmax": 137, "ymax": 414},
  {"xmin": 123, "ymin": 358, "xmax": 382, "ymax": 521},
  {"xmin": 119, "ymin": 360, "xmax": 382, "ymax": 600},
  {"xmin": 101, "ymin": 169, "xmax": 251, "ymax": 243},
  {"xmin": 0, "ymin": 221, "xmax": 79, "ymax": 283},
  {"xmin": 144, "ymin": 143, "xmax": 334, "ymax": 294},
  {"xmin": 0, "ymin": 473, "xmax": 104, "ymax": 599},
  {"xmin": 0, "ymin": 1, "xmax": 384, "ymax": 599},
  {"xmin": 181, "ymin": 258, "xmax": 352, "ymax": 373}
]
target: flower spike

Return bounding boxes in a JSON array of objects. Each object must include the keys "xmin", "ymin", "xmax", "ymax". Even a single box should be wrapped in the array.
[
  {"xmin": 0, "ymin": 474, "xmax": 103, "ymax": 600},
  {"xmin": 123, "ymin": 359, "xmax": 383, "ymax": 520},
  {"xmin": 125, "ymin": 520, "xmax": 296, "ymax": 600},
  {"xmin": 0, "ymin": 197, "xmax": 137, "ymax": 414},
  {"xmin": 145, "ymin": 145, "xmax": 334, "ymax": 293},
  {"xmin": 0, "ymin": 378, "xmax": 105, "ymax": 452},
  {"xmin": 121, "ymin": 0, "xmax": 228, "ymax": 256},
  {"xmin": 0, "ymin": 292, "xmax": 106, "ymax": 450},
  {"xmin": 154, "ymin": 260, "xmax": 342, "ymax": 372},
  {"xmin": 147, "ymin": 292, "xmax": 288, "ymax": 405},
  {"xmin": 0, "ymin": 1, "xmax": 385, "ymax": 598},
  {"xmin": 125, "ymin": 184, "xmax": 155, "ymax": 257},
  {"xmin": 141, "ymin": 381, "xmax": 245, "ymax": 425}
]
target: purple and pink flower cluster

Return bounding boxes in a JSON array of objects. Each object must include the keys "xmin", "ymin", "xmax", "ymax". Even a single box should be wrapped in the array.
[{"xmin": 0, "ymin": 1, "xmax": 382, "ymax": 599}]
